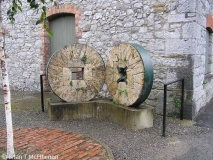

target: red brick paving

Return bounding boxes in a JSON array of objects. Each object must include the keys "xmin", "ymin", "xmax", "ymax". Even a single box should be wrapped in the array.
[{"xmin": 0, "ymin": 128, "xmax": 109, "ymax": 160}]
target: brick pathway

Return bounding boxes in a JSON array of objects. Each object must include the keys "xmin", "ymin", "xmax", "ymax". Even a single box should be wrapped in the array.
[{"xmin": 0, "ymin": 128, "xmax": 110, "ymax": 160}]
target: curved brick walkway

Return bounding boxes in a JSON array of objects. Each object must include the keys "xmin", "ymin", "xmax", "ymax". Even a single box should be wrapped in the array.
[{"xmin": 0, "ymin": 128, "xmax": 110, "ymax": 160}]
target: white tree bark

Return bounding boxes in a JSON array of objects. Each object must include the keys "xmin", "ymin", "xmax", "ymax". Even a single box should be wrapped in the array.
[{"xmin": 0, "ymin": 30, "xmax": 15, "ymax": 159}]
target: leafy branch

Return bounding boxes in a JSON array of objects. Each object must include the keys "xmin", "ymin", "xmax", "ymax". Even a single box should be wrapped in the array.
[
  {"xmin": 7, "ymin": 0, "xmax": 58, "ymax": 36},
  {"xmin": 7, "ymin": 0, "xmax": 22, "ymax": 24}
]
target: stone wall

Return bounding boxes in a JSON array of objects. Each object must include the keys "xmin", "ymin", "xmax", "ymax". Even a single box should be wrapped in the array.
[
  {"xmin": 1, "ymin": 1, "xmax": 43, "ymax": 91},
  {"xmin": 1, "ymin": 0, "xmax": 213, "ymax": 118},
  {"xmin": 193, "ymin": 0, "xmax": 213, "ymax": 116}
]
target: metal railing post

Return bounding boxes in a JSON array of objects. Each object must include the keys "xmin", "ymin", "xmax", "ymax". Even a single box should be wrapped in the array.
[
  {"xmin": 40, "ymin": 75, "xmax": 45, "ymax": 112},
  {"xmin": 163, "ymin": 84, "xmax": 167, "ymax": 137},
  {"xmin": 180, "ymin": 79, "xmax": 184, "ymax": 120},
  {"xmin": 162, "ymin": 79, "xmax": 185, "ymax": 137}
]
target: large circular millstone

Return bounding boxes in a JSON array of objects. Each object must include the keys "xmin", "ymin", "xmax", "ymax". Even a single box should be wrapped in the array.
[
  {"xmin": 106, "ymin": 43, "xmax": 153, "ymax": 108},
  {"xmin": 47, "ymin": 44, "xmax": 105, "ymax": 102}
]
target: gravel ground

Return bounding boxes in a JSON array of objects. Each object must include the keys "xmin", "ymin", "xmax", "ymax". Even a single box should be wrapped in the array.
[{"xmin": 0, "ymin": 91, "xmax": 213, "ymax": 160}]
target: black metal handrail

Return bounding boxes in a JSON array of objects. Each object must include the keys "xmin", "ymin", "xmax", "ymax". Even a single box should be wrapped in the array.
[
  {"xmin": 40, "ymin": 74, "xmax": 46, "ymax": 112},
  {"xmin": 162, "ymin": 79, "xmax": 184, "ymax": 137}
]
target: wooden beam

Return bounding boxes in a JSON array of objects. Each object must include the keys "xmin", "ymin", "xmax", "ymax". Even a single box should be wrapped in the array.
[{"xmin": 206, "ymin": 14, "xmax": 213, "ymax": 33}]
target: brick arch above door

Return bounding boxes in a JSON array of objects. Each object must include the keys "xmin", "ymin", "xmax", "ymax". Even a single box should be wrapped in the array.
[{"xmin": 40, "ymin": 4, "xmax": 82, "ymax": 89}]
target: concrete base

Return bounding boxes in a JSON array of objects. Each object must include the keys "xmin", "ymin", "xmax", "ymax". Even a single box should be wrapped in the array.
[{"xmin": 48, "ymin": 99, "xmax": 154, "ymax": 131}]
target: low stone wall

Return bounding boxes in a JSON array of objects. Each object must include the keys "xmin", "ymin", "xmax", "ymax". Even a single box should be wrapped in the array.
[{"xmin": 48, "ymin": 100, "xmax": 154, "ymax": 131}]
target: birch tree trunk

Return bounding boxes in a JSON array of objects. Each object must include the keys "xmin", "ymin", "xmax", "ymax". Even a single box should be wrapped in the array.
[{"xmin": 0, "ymin": 29, "xmax": 15, "ymax": 159}]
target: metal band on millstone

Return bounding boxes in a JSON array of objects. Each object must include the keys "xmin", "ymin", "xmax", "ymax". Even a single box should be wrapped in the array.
[
  {"xmin": 47, "ymin": 44, "xmax": 105, "ymax": 102},
  {"xmin": 106, "ymin": 43, "xmax": 153, "ymax": 108}
]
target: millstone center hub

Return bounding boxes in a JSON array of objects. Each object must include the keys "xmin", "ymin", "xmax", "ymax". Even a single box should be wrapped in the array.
[{"xmin": 117, "ymin": 66, "xmax": 128, "ymax": 84}]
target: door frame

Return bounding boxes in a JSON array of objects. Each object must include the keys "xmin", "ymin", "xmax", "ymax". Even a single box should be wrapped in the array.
[{"xmin": 40, "ymin": 4, "xmax": 82, "ymax": 90}]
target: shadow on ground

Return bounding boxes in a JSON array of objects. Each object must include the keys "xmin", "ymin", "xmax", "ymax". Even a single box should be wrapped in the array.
[{"xmin": 194, "ymin": 98, "xmax": 213, "ymax": 129}]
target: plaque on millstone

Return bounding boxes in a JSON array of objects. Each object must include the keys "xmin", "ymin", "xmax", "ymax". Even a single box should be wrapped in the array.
[
  {"xmin": 106, "ymin": 43, "xmax": 153, "ymax": 108},
  {"xmin": 47, "ymin": 44, "xmax": 105, "ymax": 102}
]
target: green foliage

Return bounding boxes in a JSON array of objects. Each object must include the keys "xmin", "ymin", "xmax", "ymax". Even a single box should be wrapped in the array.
[
  {"xmin": 153, "ymin": 113, "xmax": 158, "ymax": 118},
  {"xmin": 70, "ymin": 81, "xmax": 73, "ymax": 86},
  {"xmin": 172, "ymin": 115, "xmax": 178, "ymax": 119},
  {"xmin": 174, "ymin": 96, "xmax": 181, "ymax": 110},
  {"xmin": 7, "ymin": 0, "xmax": 58, "ymax": 36},
  {"xmin": 7, "ymin": 0, "xmax": 22, "ymax": 24},
  {"xmin": 92, "ymin": 67, "xmax": 96, "ymax": 71},
  {"xmin": 81, "ymin": 55, "xmax": 87, "ymax": 63},
  {"xmin": 203, "ymin": 81, "xmax": 208, "ymax": 85},
  {"xmin": 123, "ymin": 57, "xmax": 127, "ymax": 62},
  {"xmin": 118, "ymin": 89, "xmax": 128, "ymax": 97},
  {"xmin": 0, "ymin": 152, "xmax": 6, "ymax": 160},
  {"xmin": 112, "ymin": 100, "xmax": 119, "ymax": 105},
  {"xmin": 124, "ymin": 89, "xmax": 128, "ymax": 96},
  {"xmin": 46, "ymin": 98, "xmax": 51, "ymax": 101},
  {"xmin": 76, "ymin": 87, "xmax": 84, "ymax": 91},
  {"xmin": 118, "ymin": 89, "xmax": 123, "ymax": 95},
  {"xmin": 143, "ymin": 100, "xmax": 147, "ymax": 105}
]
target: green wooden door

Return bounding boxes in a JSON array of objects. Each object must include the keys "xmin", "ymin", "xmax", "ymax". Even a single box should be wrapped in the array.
[{"xmin": 50, "ymin": 15, "xmax": 76, "ymax": 55}]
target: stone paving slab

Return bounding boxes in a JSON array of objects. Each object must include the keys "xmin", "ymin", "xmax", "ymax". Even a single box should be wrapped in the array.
[{"xmin": 0, "ymin": 128, "xmax": 113, "ymax": 160}]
